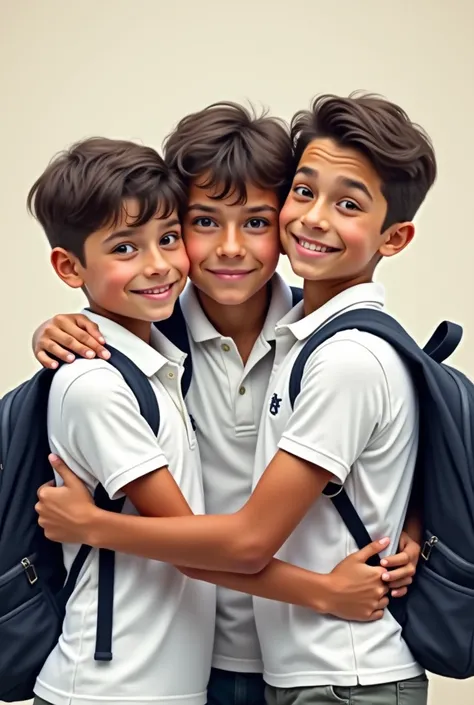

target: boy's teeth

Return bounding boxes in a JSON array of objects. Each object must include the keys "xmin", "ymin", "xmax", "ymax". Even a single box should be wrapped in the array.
[
  {"xmin": 142, "ymin": 285, "xmax": 171, "ymax": 294},
  {"xmin": 299, "ymin": 240, "xmax": 330, "ymax": 252}
]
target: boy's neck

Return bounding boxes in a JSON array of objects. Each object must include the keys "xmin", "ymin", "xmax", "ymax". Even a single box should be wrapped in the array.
[
  {"xmin": 87, "ymin": 303, "xmax": 152, "ymax": 344},
  {"xmin": 303, "ymin": 275, "xmax": 373, "ymax": 316},
  {"xmin": 196, "ymin": 283, "xmax": 271, "ymax": 364}
]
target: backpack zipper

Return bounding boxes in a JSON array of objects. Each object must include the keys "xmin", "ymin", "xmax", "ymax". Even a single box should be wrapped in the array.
[
  {"xmin": 421, "ymin": 535, "xmax": 438, "ymax": 561},
  {"xmin": 21, "ymin": 557, "xmax": 38, "ymax": 585}
]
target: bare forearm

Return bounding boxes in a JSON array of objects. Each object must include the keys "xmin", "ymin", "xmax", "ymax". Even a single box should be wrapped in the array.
[
  {"xmin": 182, "ymin": 559, "xmax": 331, "ymax": 613},
  {"xmin": 87, "ymin": 507, "xmax": 261, "ymax": 572}
]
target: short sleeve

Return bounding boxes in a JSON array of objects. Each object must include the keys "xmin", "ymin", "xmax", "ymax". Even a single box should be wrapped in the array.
[
  {"xmin": 49, "ymin": 363, "xmax": 168, "ymax": 499},
  {"xmin": 278, "ymin": 337, "xmax": 390, "ymax": 483}
]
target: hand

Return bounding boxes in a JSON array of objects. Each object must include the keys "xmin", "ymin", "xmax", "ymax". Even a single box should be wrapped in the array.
[
  {"xmin": 35, "ymin": 454, "xmax": 97, "ymax": 544},
  {"xmin": 33, "ymin": 314, "xmax": 110, "ymax": 369},
  {"xmin": 324, "ymin": 537, "xmax": 390, "ymax": 622},
  {"xmin": 380, "ymin": 530, "xmax": 420, "ymax": 598}
]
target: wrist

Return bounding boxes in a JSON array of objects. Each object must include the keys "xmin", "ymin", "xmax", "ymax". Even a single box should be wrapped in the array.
[
  {"xmin": 308, "ymin": 572, "xmax": 333, "ymax": 614},
  {"xmin": 83, "ymin": 505, "xmax": 106, "ymax": 547}
]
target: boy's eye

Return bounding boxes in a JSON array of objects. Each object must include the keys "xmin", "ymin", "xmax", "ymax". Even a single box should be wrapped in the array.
[
  {"xmin": 193, "ymin": 217, "xmax": 217, "ymax": 228},
  {"xmin": 338, "ymin": 199, "xmax": 361, "ymax": 212},
  {"xmin": 245, "ymin": 218, "xmax": 269, "ymax": 229},
  {"xmin": 160, "ymin": 232, "xmax": 180, "ymax": 247},
  {"xmin": 113, "ymin": 243, "xmax": 136, "ymax": 255},
  {"xmin": 294, "ymin": 185, "xmax": 313, "ymax": 199}
]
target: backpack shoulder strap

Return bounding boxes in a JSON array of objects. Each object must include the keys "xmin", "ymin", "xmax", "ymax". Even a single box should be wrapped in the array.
[
  {"xmin": 289, "ymin": 309, "xmax": 462, "ymax": 407},
  {"xmin": 62, "ymin": 345, "xmax": 161, "ymax": 662},
  {"xmin": 290, "ymin": 286, "xmax": 303, "ymax": 307},
  {"xmin": 106, "ymin": 344, "xmax": 160, "ymax": 436},
  {"xmin": 153, "ymin": 298, "xmax": 192, "ymax": 397},
  {"xmin": 287, "ymin": 308, "xmax": 463, "ymax": 566}
]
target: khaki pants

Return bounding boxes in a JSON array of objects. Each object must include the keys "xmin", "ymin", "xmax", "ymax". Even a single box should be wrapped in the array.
[{"xmin": 265, "ymin": 674, "xmax": 428, "ymax": 705}]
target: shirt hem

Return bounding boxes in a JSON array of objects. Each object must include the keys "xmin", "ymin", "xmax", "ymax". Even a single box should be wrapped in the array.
[
  {"xmin": 212, "ymin": 654, "xmax": 263, "ymax": 674},
  {"xmin": 263, "ymin": 662, "xmax": 423, "ymax": 688},
  {"xmin": 278, "ymin": 436, "xmax": 348, "ymax": 484},
  {"xmin": 35, "ymin": 680, "xmax": 207, "ymax": 705},
  {"xmin": 105, "ymin": 452, "xmax": 168, "ymax": 499}
]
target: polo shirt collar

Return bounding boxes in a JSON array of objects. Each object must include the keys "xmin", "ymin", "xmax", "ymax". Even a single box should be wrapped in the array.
[
  {"xmin": 180, "ymin": 273, "xmax": 295, "ymax": 344},
  {"xmin": 261, "ymin": 273, "xmax": 295, "ymax": 342},
  {"xmin": 278, "ymin": 282, "xmax": 385, "ymax": 342},
  {"xmin": 83, "ymin": 309, "xmax": 170, "ymax": 378},
  {"xmin": 179, "ymin": 282, "xmax": 220, "ymax": 343}
]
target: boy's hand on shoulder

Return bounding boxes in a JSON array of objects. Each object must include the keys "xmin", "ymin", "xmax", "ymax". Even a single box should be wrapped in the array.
[
  {"xmin": 380, "ymin": 530, "xmax": 420, "ymax": 598},
  {"xmin": 35, "ymin": 454, "xmax": 97, "ymax": 545},
  {"xmin": 33, "ymin": 313, "xmax": 110, "ymax": 369},
  {"xmin": 321, "ymin": 538, "xmax": 390, "ymax": 622}
]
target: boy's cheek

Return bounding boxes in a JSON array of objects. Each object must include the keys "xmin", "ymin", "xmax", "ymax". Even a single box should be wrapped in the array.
[
  {"xmin": 174, "ymin": 247, "xmax": 190, "ymax": 280},
  {"xmin": 257, "ymin": 237, "xmax": 281, "ymax": 270},
  {"xmin": 182, "ymin": 235, "xmax": 206, "ymax": 270},
  {"xmin": 279, "ymin": 200, "xmax": 296, "ymax": 232}
]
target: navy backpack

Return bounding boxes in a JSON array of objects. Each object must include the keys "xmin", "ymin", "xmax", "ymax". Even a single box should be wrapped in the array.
[
  {"xmin": 289, "ymin": 308, "xmax": 474, "ymax": 679},
  {"xmin": 0, "ymin": 346, "xmax": 160, "ymax": 702}
]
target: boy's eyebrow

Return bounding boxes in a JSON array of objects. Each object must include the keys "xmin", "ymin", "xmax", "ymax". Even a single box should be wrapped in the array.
[
  {"xmin": 104, "ymin": 217, "xmax": 180, "ymax": 244},
  {"xmin": 245, "ymin": 205, "xmax": 278, "ymax": 214},
  {"xmin": 187, "ymin": 203, "xmax": 278, "ymax": 214},
  {"xmin": 187, "ymin": 203, "xmax": 218, "ymax": 214},
  {"xmin": 338, "ymin": 177, "xmax": 373, "ymax": 202},
  {"xmin": 295, "ymin": 166, "xmax": 373, "ymax": 201}
]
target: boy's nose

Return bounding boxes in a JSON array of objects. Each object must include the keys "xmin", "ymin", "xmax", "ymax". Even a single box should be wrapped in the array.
[
  {"xmin": 217, "ymin": 227, "xmax": 246, "ymax": 258},
  {"xmin": 301, "ymin": 201, "xmax": 330, "ymax": 231},
  {"xmin": 143, "ymin": 250, "xmax": 171, "ymax": 277}
]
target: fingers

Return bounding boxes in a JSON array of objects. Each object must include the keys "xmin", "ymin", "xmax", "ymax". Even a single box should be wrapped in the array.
[
  {"xmin": 67, "ymin": 316, "xmax": 109, "ymax": 359},
  {"xmin": 36, "ymin": 480, "xmax": 55, "ymax": 500},
  {"xmin": 380, "ymin": 551, "xmax": 409, "ymax": 569},
  {"xmin": 356, "ymin": 537, "xmax": 390, "ymax": 562},
  {"xmin": 388, "ymin": 575, "xmax": 413, "ymax": 588},
  {"xmin": 75, "ymin": 315, "xmax": 105, "ymax": 345},
  {"xmin": 41, "ymin": 323, "xmax": 109, "ymax": 363},
  {"xmin": 391, "ymin": 587, "xmax": 408, "ymax": 598},
  {"xmin": 369, "ymin": 609, "xmax": 385, "ymax": 621},
  {"xmin": 381, "ymin": 563, "xmax": 415, "ymax": 584},
  {"xmin": 36, "ymin": 349, "xmax": 63, "ymax": 370},
  {"xmin": 48, "ymin": 453, "xmax": 78, "ymax": 485},
  {"xmin": 36, "ymin": 339, "xmax": 76, "ymax": 367},
  {"xmin": 378, "ymin": 595, "xmax": 390, "ymax": 610}
]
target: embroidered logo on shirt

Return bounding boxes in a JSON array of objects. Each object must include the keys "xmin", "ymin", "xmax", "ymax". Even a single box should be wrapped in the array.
[{"xmin": 269, "ymin": 393, "xmax": 282, "ymax": 416}]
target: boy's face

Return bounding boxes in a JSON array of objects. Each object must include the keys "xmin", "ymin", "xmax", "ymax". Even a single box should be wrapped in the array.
[
  {"xmin": 182, "ymin": 177, "xmax": 281, "ymax": 307},
  {"xmin": 52, "ymin": 200, "xmax": 189, "ymax": 338},
  {"xmin": 280, "ymin": 138, "xmax": 413, "ymax": 286}
]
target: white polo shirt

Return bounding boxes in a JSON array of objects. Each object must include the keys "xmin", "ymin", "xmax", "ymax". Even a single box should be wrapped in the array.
[
  {"xmin": 252, "ymin": 282, "xmax": 423, "ymax": 688},
  {"xmin": 35, "ymin": 311, "xmax": 216, "ymax": 705},
  {"xmin": 180, "ymin": 274, "xmax": 294, "ymax": 673}
]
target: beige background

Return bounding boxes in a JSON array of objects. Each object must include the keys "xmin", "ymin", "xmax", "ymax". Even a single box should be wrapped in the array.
[{"xmin": 1, "ymin": 1, "xmax": 473, "ymax": 703}]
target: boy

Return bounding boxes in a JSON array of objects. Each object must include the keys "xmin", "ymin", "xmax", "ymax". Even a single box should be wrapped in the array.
[
  {"xmin": 28, "ymin": 137, "xmax": 217, "ymax": 705},
  {"xmin": 33, "ymin": 104, "xmax": 420, "ymax": 705}
]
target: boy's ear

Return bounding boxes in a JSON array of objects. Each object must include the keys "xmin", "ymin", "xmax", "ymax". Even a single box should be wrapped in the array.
[
  {"xmin": 378, "ymin": 222, "xmax": 415, "ymax": 258},
  {"xmin": 50, "ymin": 248, "xmax": 85, "ymax": 289}
]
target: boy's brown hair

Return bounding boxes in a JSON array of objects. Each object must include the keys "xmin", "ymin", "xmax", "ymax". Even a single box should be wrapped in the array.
[
  {"xmin": 291, "ymin": 92, "xmax": 437, "ymax": 229},
  {"xmin": 163, "ymin": 102, "xmax": 294, "ymax": 206},
  {"xmin": 27, "ymin": 137, "xmax": 186, "ymax": 265}
]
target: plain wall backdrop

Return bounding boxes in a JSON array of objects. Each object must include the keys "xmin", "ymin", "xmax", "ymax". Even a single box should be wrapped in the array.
[{"xmin": 1, "ymin": 1, "xmax": 473, "ymax": 703}]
